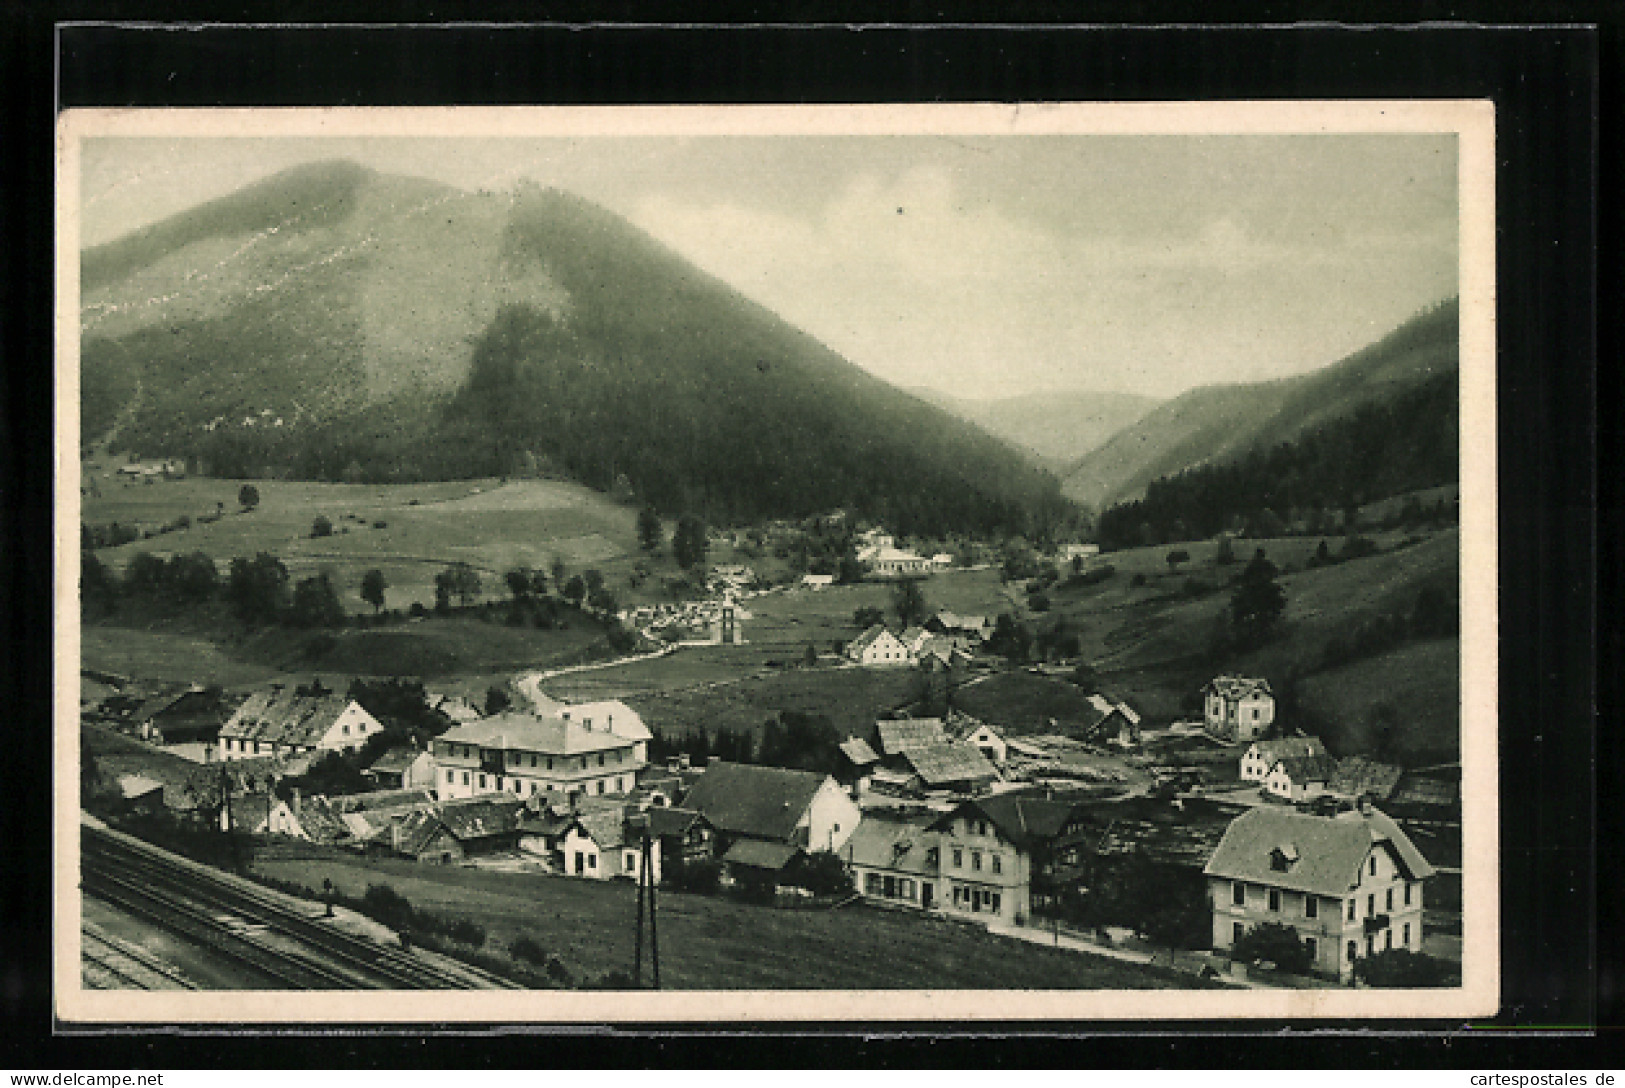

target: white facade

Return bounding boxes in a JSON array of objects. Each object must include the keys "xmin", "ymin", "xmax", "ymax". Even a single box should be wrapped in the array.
[
  {"xmin": 960, "ymin": 723, "xmax": 1008, "ymax": 764},
  {"xmin": 802, "ymin": 776, "xmax": 862, "ymax": 853},
  {"xmin": 849, "ymin": 628, "xmax": 914, "ymax": 667},
  {"xmin": 217, "ymin": 699, "xmax": 383, "ymax": 762},
  {"xmin": 1263, "ymin": 762, "xmax": 1328, "ymax": 802},
  {"xmin": 434, "ymin": 712, "xmax": 643, "ymax": 802},
  {"xmin": 560, "ymin": 824, "xmax": 663, "ymax": 883},
  {"xmin": 1203, "ymin": 679, "xmax": 1276, "ymax": 741}
]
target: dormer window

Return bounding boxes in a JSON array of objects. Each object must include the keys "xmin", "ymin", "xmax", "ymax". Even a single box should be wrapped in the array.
[{"xmin": 1269, "ymin": 842, "xmax": 1299, "ymax": 872}]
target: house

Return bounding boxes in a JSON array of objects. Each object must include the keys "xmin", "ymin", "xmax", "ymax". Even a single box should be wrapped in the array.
[
  {"xmin": 559, "ymin": 804, "xmax": 662, "ymax": 883},
  {"xmin": 434, "ymin": 708, "xmax": 645, "ymax": 803},
  {"xmin": 1206, "ymin": 803, "xmax": 1435, "ymax": 979},
  {"xmin": 115, "ymin": 775, "xmax": 166, "ymax": 815},
  {"xmin": 846, "ymin": 625, "xmax": 914, "ymax": 667},
  {"xmin": 719, "ymin": 840, "xmax": 809, "ymax": 886},
  {"xmin": 1062, "ymin": 543, "xmax": 1101, "ymax": 563},
  {"xmin": 426, "ymin": 693, "xmax": 483, "ymax": 724},
  {"xmin": 363, "ymin": 746, "xmax": 439, "ymax": 791},
  {"xmin": 705, "ymin": 599, "xmax": 749, "ymax": 645},
  {"xmin": 391, "ymin": 796, "xmax": 529, "ymax": 862},
  {"xmin": 1263, "ymin": 755, "xmax": 1340, "ymax": 802},
  {"xmin": 874, "ymin": 718, "xmax": 947, "ymax": 759},
  {"xmin": 1326, "ymin": 756, "xmax": 1405, "ymax": 802},
  {"xmin": 856, "ymin": 533, "xmax": 933, "ymax": 577},
  {"xmin": 266, "ymin": 792, "xmax": 353, "ymax": 845},
  {"xmin": 334, "ymin": 789, "xmax": 439, "ymax": 846},
  {"xmin": 845, "ymin": 800, "xmax": 1033, "ymax": 924},
  {"xmin": 680, "ymin": 760, "xmax": 859, "ymax": 855},
  {"xmin": 131, "ymin": 685, "xmax": 230, "ymax": 745},
  {"xmin": 897, "ymin": 743, "xmax": 1000, "ymax": 793},
  {"xmin": 217, "ymin": 687, "xmax": 384, "ymax": 762},
  {"xmin": 1240, "ymin": 736, "xmax": 1329, "ymax": 783},
  {"xmin": 952, "ymin": 719, "xmax": 1008, "ymax": 765},
  {"xmin": 1202, "ymin": 676, "xmax": 1276, "ymax": 742},
  {"xmin": 1078, "ymin": 694, "xmax": 1142, "ymax": 748},
  {"xmin": 835, "ymin": 736, "xmax": 881, "ymax": 793},
  {"xmin": 556, "ymin": 700, "xmax": 652, "ymax": 764},
  {"xmin": 646, "ymin": 806, "xmax": 716, "ymax": 868},
  {"xmin": 927, "ymin": 611, "xmax": 993, "ymax": 646},
  {"xmin": 800, "ymin": 573, "xmax": 835, "ymax": 590}
]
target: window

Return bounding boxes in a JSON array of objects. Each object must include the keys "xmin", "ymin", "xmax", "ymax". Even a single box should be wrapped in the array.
[
  {"xmin": 1251, "ymin": 708, "xmax": 1259, "ymax": 720},
  {"xmin": 990, "ymin": 893, "xmax": 1001, "ymax": 914},
  {"xmin": 1402, "ymin": 923, "xmax": 1411, "ymax": 946},
  {"xmin": 342, "ymin": 724, "xmax": 349, "ymax": 736},
  {"xmin": 1369, "ymin": 856, "xmax": 1377, "ymax": 876},
  {"xmin": 447, "ymin": 770, "xmax": 455, "ymax": 783},
  {"xmin": 598, "ymin": 754, "xmax": 606, "ymax": 767},
  {"xmin": 625, "ymin": 851, "xmax": 637, "ymax": 870},
  {"xmin": 1234, "ymin": 923, "xmax": 1245, "ymax": 945},
  {"xmin": 1404, "ymin": 882, "xmax": 1413, "ymax": 906},
  {"xmin": 530, "ymin": 755, "xmax": 537, "ymax": 768},
  {"xmin": 1347, "ymin": 899, "xmax": 1356, "ymax": 921},
  {"xmin": 992, "ymin": 855, "xmax": 1002, "ymax": 875},
  {"xmin": 1306, "ymin": 897, "xmax": 1318, "ymax": 919},
  {"xmin": 1305, "ymin": 937, "xmax": 1317, "ymax": 962},
  {"xmin": 1367, "ymin": 893, "xmax": 1375, "ymax": 916},
  {"xmin": 1234, "ymin": 882, "xmax": 1247, "ymax": 906},
  {"xmin": 1347, "ymin": 941, "xmax": 1358, "ymax": 962},
  {"xmin": 866, "ymin": 873, "xmax": 882, "ymax": 895},
  {"xmin": 596, "ymin": 780, "xmax": 606, "ymax": 795},
  {"xmin": 1386, "ymin": 888, "xmax": 1394, "ymax": 912},
  {"xmin": 479, "ymin": 775, "xmax": 487, "ymax": 788},
  {"xmin": 1268, "ymin": 889, "xmax": 1281, "ymax": 912},
  {"xmin": 588, "ymin": 855, "xmax": 596, "ymax": 870},
  {"xmin": 547, "ymin": 758, "xmax": 554, "ymax": 771},
  {"xmin": 1384, "ymin": 930, "xmax": 1392, "ymax": 951},
  {"xmin": 530, "ymin": 782, "xmax": 537, "ymax": 795},
  {"xmin": 461, "ymin": 772, "xmax": 469, "ymax": 786},
  {"xmin": 953, "ymin": 848, "xmax": 963, "ymax": 868},
  {"xmin": 971, "ymin": 852, "xmax": 982, "ymax": 872}
]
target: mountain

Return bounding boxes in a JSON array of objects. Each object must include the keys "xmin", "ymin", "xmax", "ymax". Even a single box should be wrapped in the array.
[
  {"xmin": 1061, "ymin": 299, "xmax": 1459, "ymax": 512},
  {"xmin": 80, "ymin": 162, "xmax": 1072, "ymax": 537},
  {"xmin": 913, "ymin": 389, "xmax": 1160, "ymax": 471}
]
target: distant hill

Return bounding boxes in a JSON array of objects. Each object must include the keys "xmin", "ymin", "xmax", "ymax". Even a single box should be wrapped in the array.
[
  {"xmin": 914, "ymin": 389, "xmax": 1160, "ymax": 470},
  {"xmin": 81, "ymin": 163, "xmax": 1072, "ymax": 538},
  {"xmin": 1062, "ymin": 300, "xmax": 1459, "ymax": 512}
]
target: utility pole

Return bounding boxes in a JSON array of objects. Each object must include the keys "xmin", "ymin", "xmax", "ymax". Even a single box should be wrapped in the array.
[{"xmin": 629, "ymin": 812, "xmax": 659, "ymax": 988}]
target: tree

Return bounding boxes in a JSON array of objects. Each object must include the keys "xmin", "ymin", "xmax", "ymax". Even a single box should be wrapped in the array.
[
  {"xmin": 1228, "ymin": 549, "xmax": 1287, "ymax": 647},
  {"xmin": 561, "ymin": 574, "xmax": 586, "ymax": 606},
  {"xmin": 1165, "ymin": 549, "xmax": 1190, "ymax": 571},
  {"xmin": 672, "ymin": 514, "xmax": 708, "ymax": 571},
  {"xmin": 1410, "ymin": 584, "xmax": 1458, "ymax": 637},
  {"xmin": 549, "ymin": 557, "xmax": 568, "ymax": 593},
  {"xmin": 485, "ymin": 685, "xmax": 512, "ymax": 716},
  {"xmin": 986, "ymin": 612, "xmax": 1032, "ymax": 665},
  {"xmin": 238, "ymin": 484, "xmax": 260, "ymax": 511},
  {"xmin": 584, "ymin": 569, "xmax": 605, "ymax": 596},
  {"xmin": 124, "ymin": 552, "xmax": 167, "ymax": 595},
  {"xmin": 891, "ymin": 578, "xmax": 929, "ymax": 629},
  {"xmin": 166, "ymin": 551, "xmax": 219, "ymax": 603},
  {"xmin": 505, "ymin": 567, "xmax": 535, "ymax": 602},
  {"xmin": 1231, "ymin": 921, "xmax": 1312, "ymax": 974},
  {"xmin": 637, "ymin": 506, "xmax": 664, "ymax": 552},
  {"xmin": 793, "ymin": 851, "xmax": 852, "ymax": 897},
  {"xmin": 1352, "ymin": 949, "xmax": 1453, "ymax": 988},
  {"xmin": 1215, "ymin": 533, "xmax": 1236, "ymax": 566},
  {"xmin": 853, "ymin": 605, "xmax": 886, "ymax": 629},
  {"xmin": 290, "ymin": 572, "xmax": 346, "ymax": 628},
  {"xmin": 81, "ymin": 551, "xmax": 118, "ymax": 612},
  {"xmin": 435, "ymin": 562, "xmax": 481, "ymax": 608},
  {"xmin": 588, "ymin": 586, "xmax": 619, "ymax": 614},
  {"xmin": 1070, "ymin": 661, "xmax": 1101, "ymax": 691},
  {"xmin": 226, "ymin": 552, "xmax": 289, "ymax": 624},
  {"xmin": 311, "ymin": 515, "xmax": 334, "ymax": 538},
  {"xmin": 360, "ymin": 568, "xmax": 388, "ymax": 614}
]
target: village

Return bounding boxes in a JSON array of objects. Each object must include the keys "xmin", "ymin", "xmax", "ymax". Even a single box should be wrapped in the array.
[{"xmin": 82, "ymin": 520, "xmax": 1463, "ymax": 991}]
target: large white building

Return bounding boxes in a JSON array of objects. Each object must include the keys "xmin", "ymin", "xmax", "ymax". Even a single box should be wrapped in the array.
[
  {"xmin": 1203, "ymin": 676, "xmax": 1276, "ymax": 741},
  {"xmin": 433, "ymin": 709, "xmax": 645, "ymax": 802}
]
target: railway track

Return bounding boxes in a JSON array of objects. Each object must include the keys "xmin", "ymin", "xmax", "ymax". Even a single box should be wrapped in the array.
[
  {"xmin": 82, "ymin": 926, "xmax": 198, "ymax": 991},
  {"xmin": 82, "ymin": 823, "xmax": 517, "ymax": 989}
]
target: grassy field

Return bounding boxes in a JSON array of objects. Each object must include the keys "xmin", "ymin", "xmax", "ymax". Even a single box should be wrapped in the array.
[
  {"xmin": 247, "ymin": 850, "xmax": 1209, "ymax": 990},
  {"xmin": 1294, "ymin": 638, "xmax": 1460, "ymax": 763},
  {"xmin": 620, "ymin": 667, "xmax": 922, "ymax": 742},
  {"xmin": 742, "ymin": 570, "xmax": 1015, "ymax": 656},
  {"xmin": 952, "ymin": 671, "xmax": 1112, "ymax": 735}
]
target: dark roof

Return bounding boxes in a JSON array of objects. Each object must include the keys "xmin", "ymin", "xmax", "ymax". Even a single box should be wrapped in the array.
[
  {"xmin": 646, "ymin": 806, "xmax": 711, "ymax": 838},
  {"xmin": 721, "ymin": 839, "xmax": 804, "ymax": 871},
  {"xmin": 875, "ymin": 718, "xmax": 947, "ymax": 756},
  {"xmin": 680, "ymin": 761, "xmax": 830, "ymax": 844},
  {"xmin": 1204, "ymin": 676, "xmax": 1273, "ymax": 700},
  {"xmin": 220, "ymin": 689, "xmax": 369, "ymax": 748},
  {"xmin": 1203, "ymin": 806, "xmax": 1435, "ymax": 894},
  {"xmin": 900, "ymin": 743, "xmax": 999, "ymax": 787},
  {"xmin": 572, "ymin": 807, "xmax": 632, "ymax": 851},
  {"xmin": 1247, "ymin": 737, "xmax": 1328, "ymax": 763},
  {"xmin": 334, "ymin": 787, "xmax": 435, "ymax": 813},
  {"xmin": 1327, "ymin": 756, "xmax": 1405, "ymax": 800},
  {"xmin": 844, "ymin": 810, "xmax": 939, "ymax": 875},
  {"xmin": 1272, "ymin": 755, "xmax": 1339, "ymax": 783},
  {"xmin": 439, "ymin": 796, "xmax": 528, "ymax": 841},
  {"xmin": 965, "ymin": 793, "xmax": 1080, "ymax": 847}
]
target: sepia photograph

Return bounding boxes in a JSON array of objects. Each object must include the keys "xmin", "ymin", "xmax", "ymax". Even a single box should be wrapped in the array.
[{"xmin": 53, "ymin": 102, "xmax": 1498, "ymax": 1023}]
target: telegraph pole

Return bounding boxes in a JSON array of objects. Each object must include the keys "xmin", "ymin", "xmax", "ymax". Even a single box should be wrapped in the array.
[
  {"xmin": 646, "ymin": 826, "xmax": 660, "ymax": 989},
  {"xmin": 629, "ymin": 814, "xmax": 661, "ymax": 989}
]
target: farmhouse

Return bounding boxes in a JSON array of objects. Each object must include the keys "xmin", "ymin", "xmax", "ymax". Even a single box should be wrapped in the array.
[
  {"xmin": 434, "ymin": 709, "xmax": 644, "ymax": 803},
  {"xmin": 363, "ymin": 746, "xmax": 439, "ymax": 791},
  {"xmin": 846, "ymin": 625, "xmax": 914, "ymax": 667},
  {"xmin": 1263, "ymin": 755, "xmax": 1339, "ymax": 802},
  {"xmin": 1079, "ymin": 694, "xmax": 1142, "ymax": 748},
  {"xmin": 1240, "ymin": 736, "xmax": 1328, "ymax": 783},
  {"xmin": 646, "ymin": 805, "xmax": 716, "ymax": 867},
  {"xmin": 129, "ymin": 684, "xmax": 231, "ymax": 745},
  {"xmin": 681, "ymin": 760, "xmax": 859, "ymax": 855},
  {"xmin": 844, "ymin": 801, "xmax": 1034, "ymax": 924},
  {"xmin": 875, "ymin": 718, "xmax": 948, "ymax": 760},
  {"xmin": 844, "ymin": 809, "xmax": 944, "ymax": 911},
  {"xmin": 559, "ymin": 804, "xmax": 662, "ymax": 883},
  {"xmin": 952, "ymin": 718, "xmax": 1008, "ymax": 765},
  {"xmin": 927, "ymin": 612, "xmax": 994, "ymax": 645},
  {"xmin": 1202, "ymin": 676, "xmax": 1276, "ymax": 742},
  {"xmin": 391, "ymin": 796, "xmax": 529, "ymax": 863},
  {"xmin": 835, "ymin": 736, "xmax": 881, "ymax": 793},
  {"xmin": 1204, "ymin": 803, "xmax": 1435, "ymax": 979},
  {"xmin": 931, "ymin": 799, "xmax": 1034, "ymax": 923},
  {"xmin": 1326, "ymin": 756, "xmax": 1405, "ymax": 802},
  {"xmin": 896, "ymin": 743, "xmax": 1000, "ymax": 793},
  {"xmin": 217, "ymin": 687, "xmax": 384, "ymax": 762},
  {"xmin": 265, "ymin": 793, "xmax": 352, "ymax": 845}
]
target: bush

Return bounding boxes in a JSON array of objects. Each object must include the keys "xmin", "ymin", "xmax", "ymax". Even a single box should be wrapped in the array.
[
  {"xmin": 1066, "ymin": 563, "xmax": 1115, "ymax": 588},
  {"xmin": 1130, "ymin": 573, "xmax": 1147, "ymax": 588},
  {"xmin": 445, "ymin": 919, "xmax": 487, "ymax": 948},
  {"xmin": 1232, "ymin": 921, "xmax": 1312, "ymax": 975},
  {"xmin": 409, "ymin": 601, "xmax": 428, "ymax": 618},
  {"xmin": 792, "ymin": 851, "xmax": 851, "ymax": 897},
  {"xmin": 1026, "ymin": 592, "xmax": 1051, "ymax": 613},
  {"xmin": 1353, "ymin": 949, "xmax": 1453, "ymax": 988},
  {"xmin": 669, "ymin": 858, "xmax": 722, "ymax": 895},
  {"xmin": 359, "ymin": 884, "xmax": 416, "ymax": 932},
  {"xmin": 311, "ymin": 515, "xmax": 334, "ymax": 538}
]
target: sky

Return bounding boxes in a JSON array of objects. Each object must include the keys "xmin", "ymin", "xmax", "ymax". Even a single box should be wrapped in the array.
[{"xmin": 79, "ymin": 133, "xmax": 1458, "ymax": 402}]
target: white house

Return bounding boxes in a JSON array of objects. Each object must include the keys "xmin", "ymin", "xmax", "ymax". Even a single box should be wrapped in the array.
[
  {"xmin": 363, "ymin": 746, "xmax": 440, "ymax": 791},
  {"xmin": 559, "ymin": 804, "xmax": 663, "ymax": 884},
  {"xmin": 1204, "ymin": 804, "xmax": 1435, "ymax": 979},
  {"xmin": 434, "ymin": 709, "xmax": 644, "ymax": 803},
  {"xmin": 953, "ymin": 720, "xmax": 1008, "ymax": 765},
  {"xmin": 217, "ymin": 687, "xmax": 384, "ymax": 762},
  {"xmin": 1202, "ymin": 676, "xmax": 1276, "ymax": 741},
  {"xmin": 1263, "ymin": 755, "xmax": 1339, "ymax": 802},
  {"xmin": 846, "ymin": 625, "xmax": 914, "ymax": 667},
  {"xmin": 800, "ymin": 573, "xmax": 835, "ymax": 590},
  {"xmin": 1241, "ymin": 736, "xmax": 1329, "ymax": 783}
]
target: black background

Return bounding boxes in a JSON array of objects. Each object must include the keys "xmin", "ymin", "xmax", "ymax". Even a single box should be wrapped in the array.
[{"xmin": 3, "ymin": 2, "xmax": 1613, "ymax": 1069}]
